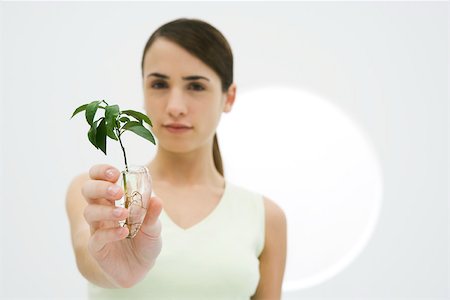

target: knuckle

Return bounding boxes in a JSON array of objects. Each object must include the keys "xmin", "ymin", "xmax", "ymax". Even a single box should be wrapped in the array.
[
  {"xmin": 82, "ymin": 180, "xmax": 99, "ymax": 201},
  {"xmin": 80, "ymin": 182, "xmax": 89, "ymax": 199},
  {"xmin": 88, "ymin": 165, "xmax": 99, "ymax": 179},
  {"xmin": 97, "ymin": 182, "xmax": 107, "ymax": 196},
  {"xmin": 91, "ymin": 180, "xmax": 110, "ymax": 199},
  {"xmin": 83, "ymin": 205, "xmax": 96, "ymax": 223},
  {"xmin": 83, "ymin": 206, "xmax": 90, "ymax": 221}
]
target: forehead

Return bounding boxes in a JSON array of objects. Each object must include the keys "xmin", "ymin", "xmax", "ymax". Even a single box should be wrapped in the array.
[{"xmin": 143, "ymin": 38, "xmax": 219, "ymax": 81}]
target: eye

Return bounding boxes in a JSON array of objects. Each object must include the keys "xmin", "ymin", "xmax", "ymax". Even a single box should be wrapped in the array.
[
  {"xmin": 188, "ymin": 82, "xmax": 205, "ymax": 91},
  {"xmin": 151, "ymin": 81, "xmax": 168, "ymax": 89}
]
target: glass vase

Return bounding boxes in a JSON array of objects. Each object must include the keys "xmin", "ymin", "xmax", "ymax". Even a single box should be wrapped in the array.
[{"xmin": 115, "ymin": 165, "xmax": 152, "ymax": 238}]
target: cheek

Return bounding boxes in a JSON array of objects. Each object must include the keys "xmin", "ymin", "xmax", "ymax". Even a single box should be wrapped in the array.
[
  {"xmin": 144, "ymin": 101, "xmax": 153, "ymax": 117},
  {"xmin": 144, "ymin": 95, "xmax": 161, "ymax": 113},
  {"xmin": 196, "ymin": 103, "xmax": 222, "ymax": 130},
  {"xmin": 144, "ymin": 102, "xmax": 162, "ymax": 131}
]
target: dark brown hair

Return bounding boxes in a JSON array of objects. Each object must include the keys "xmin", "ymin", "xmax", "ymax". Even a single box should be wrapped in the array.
[{"xmin": 141, "ymin": 18, "xmax": 233, "ymax": 176}]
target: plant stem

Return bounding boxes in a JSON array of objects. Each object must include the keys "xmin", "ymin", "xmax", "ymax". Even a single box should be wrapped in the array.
[
  {"xmin": 116, "ymin": 126, "xmax": 129, "ymax": 213},
  {"xmin": 116, "ymin": 127, "xmax": 129, "ymax": 173}
]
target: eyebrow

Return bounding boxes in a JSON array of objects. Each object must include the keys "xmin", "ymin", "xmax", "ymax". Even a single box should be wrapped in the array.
[{"xmin": 146, "ymin": 72, "xmax": 210, "ymax": 82}]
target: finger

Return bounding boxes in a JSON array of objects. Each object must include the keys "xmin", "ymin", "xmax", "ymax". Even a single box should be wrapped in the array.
[
  {"xmin": 84, "ymin": 204, "xmax": 129, "ymax": 225},
  {"xmin": 89, "ymin": 226, "xmax": 129, "ymax": 253},
  {"xmin": 89, "ymin": 164, "xmax": 120, "ymax": 183},
  {"xmin": 139, "ymin": 196, "xmax": 163, "ymax": 239},
  {"xmin": 81, "ymin": 179, "xmax": 123, "ymax": 203}
]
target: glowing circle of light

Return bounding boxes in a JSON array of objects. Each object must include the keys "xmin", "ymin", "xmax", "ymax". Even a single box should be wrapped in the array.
[{"xmin": 217, "ymin": 86, "xmax": 383, "ymax": 291}]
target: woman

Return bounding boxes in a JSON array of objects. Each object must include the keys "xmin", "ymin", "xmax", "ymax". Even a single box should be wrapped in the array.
[{"xmin": 66, "ymin": 18, "xmax": 287, "ymax": 299}]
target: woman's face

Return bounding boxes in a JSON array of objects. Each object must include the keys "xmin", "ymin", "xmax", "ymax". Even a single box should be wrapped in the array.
[{"xmin": 142, "ymin": 38, "xmax": 235, "ymax": 153}]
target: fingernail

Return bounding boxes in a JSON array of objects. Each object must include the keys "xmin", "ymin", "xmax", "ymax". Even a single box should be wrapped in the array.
[
  {"xmin": 108, "ymin": 185, "xmax": 120, "ymax": 195},
  {"xmin": 113, "ymin": 208, "xmax": 122, "ymax": 217},
  {"xmin": 106, "ymin": 169, "xmax": 115, "ymax": 179}
]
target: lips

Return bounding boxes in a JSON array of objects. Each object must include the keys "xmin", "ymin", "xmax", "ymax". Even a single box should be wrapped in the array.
[
  {"xmin": 163, "ymin": 123, "xmax": 192, "ymax": 129},
  {"xmin": 163, "ymin": 123, "xmax": 193, "ymax": 133}
]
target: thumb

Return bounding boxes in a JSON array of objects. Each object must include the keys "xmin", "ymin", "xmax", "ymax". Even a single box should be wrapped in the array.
[{"xmin": 139, "ymin": 196, "xmax": 163, "ymax": 239}]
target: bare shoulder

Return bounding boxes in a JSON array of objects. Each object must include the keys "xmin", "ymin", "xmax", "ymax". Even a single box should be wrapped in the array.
[
  {"xmin": 262, "ymin": 196, "xmax": 287, "ymax": 231},
  {"xmin": 252, "ymin": 196, "xmax": 287, "ymax": 299}
]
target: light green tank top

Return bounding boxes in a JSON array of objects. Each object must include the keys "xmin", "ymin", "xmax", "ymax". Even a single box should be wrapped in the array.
[{"xmin": 88, "ymin": 181, "xmax": 265, "ymax": 299}]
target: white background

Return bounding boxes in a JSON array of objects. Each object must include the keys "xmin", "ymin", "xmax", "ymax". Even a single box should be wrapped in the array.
[{"xmin": 1, "ymin": 2, "xmax": 448, "ymax": 299}]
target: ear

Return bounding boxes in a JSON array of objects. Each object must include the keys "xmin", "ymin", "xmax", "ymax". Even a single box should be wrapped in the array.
[{"xmin": 223, "ymin": 83, "xmax": 237, "ymax": 113}]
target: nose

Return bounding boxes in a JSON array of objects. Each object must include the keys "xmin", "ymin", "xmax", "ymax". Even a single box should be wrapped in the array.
[{"xmin": 166, "ymin": 88, "xmax": 187, "ymax": 118}]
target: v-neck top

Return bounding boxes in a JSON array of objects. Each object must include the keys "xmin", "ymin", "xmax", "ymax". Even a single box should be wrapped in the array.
[
  {"xmin": 159, "ymin": 180, "xmax": 230, "ymax": 232},
  {"xmin": 88, "ymin": 181, "xmax": 265, "ymax": 300}
]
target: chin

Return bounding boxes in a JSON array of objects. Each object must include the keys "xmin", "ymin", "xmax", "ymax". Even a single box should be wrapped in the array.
[{"xmin": 158, "ymin": 140, "xmax": 198, "ymax": 154}]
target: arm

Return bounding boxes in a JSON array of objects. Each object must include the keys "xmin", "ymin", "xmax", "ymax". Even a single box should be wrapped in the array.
[
  {"xmin": 66, "ymin": 173, "xmax": 120, "ymax": 288},
  {"xmin": 252, "ymin": 197, "xmax": 287, "ymax": 300}
]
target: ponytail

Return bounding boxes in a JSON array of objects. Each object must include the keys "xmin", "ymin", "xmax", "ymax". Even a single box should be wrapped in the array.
[{"xmin": 212, "ymin": 133, "xmax": 224, "ymax": 176}]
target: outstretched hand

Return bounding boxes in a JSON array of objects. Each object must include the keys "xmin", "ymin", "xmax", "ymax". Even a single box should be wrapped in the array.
[{"xmin": 81, "ymin": 164, "xmax": 163, "ymax": 288}]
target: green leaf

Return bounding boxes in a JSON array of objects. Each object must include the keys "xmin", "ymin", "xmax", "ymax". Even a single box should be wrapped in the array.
[
  {"xmin": 106, "ymin": 105, "xmax": 120, "ymax": 120},
  {"xmin": 122, "ymin": 121, "xmax": 156, "ymax": 145},
  {"xmin": 85, "ymin": 101, "xmax": 102, "ymax": 125},
  {"xmin": 70, "ymin": 103, "xmax": 88, "ymax": 119},
  {"xmin": 106, "ymin": 125, "xmax": 118, "ymax": 141},
  {"xmin": 121, "ymin": 120, "xmax": 140, "ymax": 131},
  {"xmin": 119, "ymin": 116, "xmax": 130, "ymax": 123},
  {"xmin": 88, "ymin": 119, "xmax": 100, "ymax": 149},
  {"xmin": 105, "ymin": 105, "xmax": 120, "ymax": 141},
  {"xmin": 121, "ymin": 110, "xmax": 153, "ymax": 127},
  {"xmin": 96, "ymin": 118, "xmax": 107, "ymax": 155}
]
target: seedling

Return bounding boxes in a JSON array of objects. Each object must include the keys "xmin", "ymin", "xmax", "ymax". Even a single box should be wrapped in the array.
[
  {"xmin": 71, "ymin": 99, "xmax": 155, "ymax": 237},
  {"xmin": 70, "ymin": 99, "xmax": 155, "ymax": 172}
]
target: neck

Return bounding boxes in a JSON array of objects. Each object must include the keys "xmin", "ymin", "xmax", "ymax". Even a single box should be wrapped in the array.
[{"xmin": 148, "ymin": 142, "xmax": 223, "ymax": 187}]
